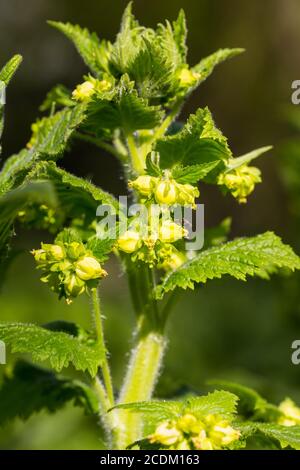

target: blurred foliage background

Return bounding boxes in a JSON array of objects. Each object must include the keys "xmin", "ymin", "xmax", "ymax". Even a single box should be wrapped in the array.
[{"xmin": 1, "ymin": 0, "xmax": 300, "ymax": 449}]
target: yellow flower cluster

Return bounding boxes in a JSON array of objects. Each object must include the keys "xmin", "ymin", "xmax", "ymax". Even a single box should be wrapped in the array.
[
  {"xmin": 129, "ymin": 175, "xmax": 199, "ymax": 208},
  {"xmin": 31, "ymin": 241, "xmax": 107, "ymax": 303},
  {"xmin": 149, "ymin": 413, "xmax": 241, "ymax": 450},
  {"xmin": 218, "ymin": 165, "xmax": 261, "ymax": 204},
  {"xmin": 116, "ymin": 220, "xmax": 187, "ymax": 268}
]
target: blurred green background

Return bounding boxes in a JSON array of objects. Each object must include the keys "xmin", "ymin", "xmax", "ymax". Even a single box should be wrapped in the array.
[{"xmin": 1, "ymin": 0, "xmax": 300, "ymax": 449}]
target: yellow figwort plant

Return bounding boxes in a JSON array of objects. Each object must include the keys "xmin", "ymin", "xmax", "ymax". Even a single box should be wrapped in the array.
[{"xmin": 1, "ymin": 3, "xmax": 300, "ymax": 450}]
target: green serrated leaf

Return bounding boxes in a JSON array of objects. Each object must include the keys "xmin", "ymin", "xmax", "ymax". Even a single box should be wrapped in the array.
[
  {"xmin": 109, "ymin": 2, "xmax": 141, "ymax": 74},
  {"xmin": 111, "ymin": 400, "xmax": 182, "ymax": 421},
  {"xmin": 26, "ymin": 161, "xmax": 118, "ymax": 222},
  {"xmin": 226, "ymin": 146, "xmax": 273, "ymax": 172},
  {"xmin": 172, "ymin": 9, "xmax": 188, "ymax": 62},
  {"xmin": 113, "ymin": 391, "xmax": 238, "ymax": 422},
  {"xmin": 0, "ymin": 55, "xmax": 23, "ymax": 151},
  {"xmin": 171, "ymin": 161, "xmax": 220, "ymax": 183},
  {"xmin": 48, "ymin": 21, "xmax": 111, "ymax": 75},
  {"xmin": 0, "ymin": 360, "xmax": 98, "ymax": 426},
  {"xmin": 0, "ymin": 105, "xmax": 86, "ymax": 196},
  {"xmin": 28, "ymin": 105, "xmax": 86, "ymax": 156},
  {"xmin": 0, "ymin": 55, "xmax": 23, "ymax": 86},
  {"xmin": 192, "ymin": 48, "xmax": 244, "ymax": 84},
  {"xmin": 87, "ymin": 235, "xmax": 116, "ymax": 263},
  {"xmin": 0, "ymin": 322, "xmax": 104, "ymax": 376},
  {"xmin": 0, "ymin": 181, "xmax": 56, "ymax": 273},
  {"xmin": 185, "ymin": 391, "xmax": 238, "ymax": 419},
  {"xmin": 257, "ymin": 423, "xmax": 300, "ymax": 450},
  {"xmin": 155, "ymin": 232, "xmax": 300, "ymax": 299},
  {"xmin": 110, "ymin": 4, "xmax": 183, "ymax": 100},
  {"xmin": 156, "ymin": 107, "xmax": 231, "ymax": 170},
  {"xmin": 207, "ymin": 380, "xmax": 282, "ymax": 421}
]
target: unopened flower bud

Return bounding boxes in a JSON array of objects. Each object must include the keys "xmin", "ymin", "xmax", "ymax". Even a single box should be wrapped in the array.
[
  {"xmin": 75, "ymin": 256, "xmax": 106, "ymax": 281},
  {"xmin": 155, "ymin": 180, "xmax": 178, "ymax": 205},
  {"xmin": 159, "ymin": 220, "xmax": 187, "ymax": 243},
  {"xmin": 43, "ymin": 244, "xmax": 65, "ymax": 261},
  {"xmin": 31, "ymin": 248, "xmax": 47, "ymax": 265},
  {"xmin": 117, "ymin": 230, "xmax": 142, "ymax": 253},
  {"xmin": 66, "ymin": 242, "xmax": 86, "ymax": 261}
]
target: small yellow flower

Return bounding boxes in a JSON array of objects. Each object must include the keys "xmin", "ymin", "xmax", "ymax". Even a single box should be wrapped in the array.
[
  {"xmin": 159, "ymin": 220, "xmax": 187, "ymax": 243},
  {"xmin": 149, "ymin": 422, "xmax": 182, "ymax": 447},
  {"xmin": 177, "ymin": 414, "xmax": 201, "ymax": 434},
  {"xmin": 211, "ymin": 423, "xmax": 241, "ymax": 446},
  {"xmin": 76, "ymin": 256, "xmax": 107, "ymax": 281},
  {"xmin": 117, "ymin": 230, "xmax": 142, "ymax": 253},
  {"xmin": 203, "ymin": 415, "xmax": 241, "ymax": 448},
  {"xmin": 192, "ymin": 431, "xmax": 214, "ymax": 450},
  {"xmin": 72, "ymin": 80, "xmax": 95, "ymax": 101},
  {"xmin": 178, "ymin": 68, "xmax": 201, "ymax": 88},
  {"xmin": 64, "ymin": 274, "xmax": 86, "ymax": 297},
  {"xmin": 155, "ymin": 180, "xmax": 178, "ymax": 205},
  {"xmin": 278, "ymin": 398, "xmax": 300, "ymax": 426},
  {"xmin": 218, "ymin": 165, "xmax": 261, "ymax": 203},
  {"xmin": 129, "ymin": 176, "xmax": 156, "ymax": 196},
  {"xmin": 177, "ymin": 183, "xmax": 199, "ymax": 207}
]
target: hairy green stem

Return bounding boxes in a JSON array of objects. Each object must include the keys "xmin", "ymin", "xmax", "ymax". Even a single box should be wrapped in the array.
[
  {"xmin": 91, "ymin": 288, "xmax": 114, "ymax": 407},
  {"xmin": 114, "ymin": 319, "xmax": 166, "ymax": 449},
  {"xmin": 111, "ymin": 265, "xmax": 171, "ymax": 449},
  {"xmin": 127, "ymin": 133, "xmax": 145, "ymax": 174},
  {"xmin": 93, "ymin": 376, "xmax": 111, "ymax": 430}
]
